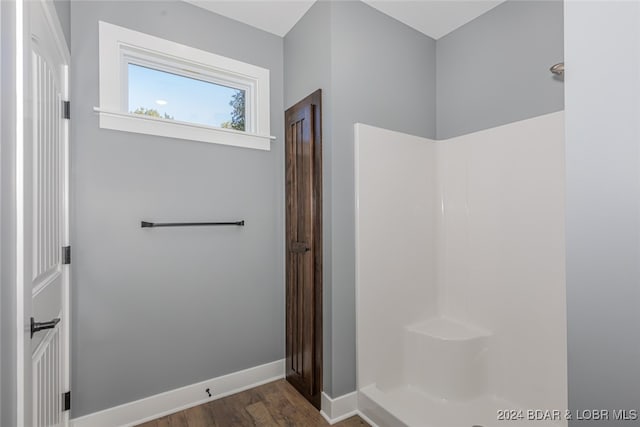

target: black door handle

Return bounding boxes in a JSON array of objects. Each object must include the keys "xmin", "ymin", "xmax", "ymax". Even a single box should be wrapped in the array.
[
  {"xmin": 290, "ymin": 242, "xmax": 311, "ymax": 253},
  {"xmin": 31, "ymin": 317, "xmax": 60, "ymax": 338}
]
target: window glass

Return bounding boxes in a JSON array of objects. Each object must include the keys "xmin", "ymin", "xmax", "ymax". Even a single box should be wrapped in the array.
[{"xmin": 127, "ymin": 63, "xmax": 246, "ymax": 131}]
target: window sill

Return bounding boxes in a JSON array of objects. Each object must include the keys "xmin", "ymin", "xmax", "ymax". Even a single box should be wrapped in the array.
[{"xmin": 93, "ymin": 107, "xmax": 275, "ymax": 151}]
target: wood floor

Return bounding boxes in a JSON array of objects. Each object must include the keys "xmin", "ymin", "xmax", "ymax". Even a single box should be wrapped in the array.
[{"xmin": 136, "ymin": 379, "xmax": 369, "ymax": 427}]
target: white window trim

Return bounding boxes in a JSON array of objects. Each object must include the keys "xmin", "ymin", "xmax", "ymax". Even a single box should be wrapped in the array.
[{"xmin": 96, "ymin": 21, "xmax": 274, "ymax": 150}]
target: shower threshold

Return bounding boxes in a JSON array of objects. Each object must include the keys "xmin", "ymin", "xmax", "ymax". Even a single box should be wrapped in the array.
[{"xmin": 358, "ymin": 384, "xmax": 566, "ymax": 427}]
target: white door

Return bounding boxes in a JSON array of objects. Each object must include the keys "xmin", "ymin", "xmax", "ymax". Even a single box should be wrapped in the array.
[{"xmin": 17, "ymin": 0, "xmax": 70, "ymax": 426}]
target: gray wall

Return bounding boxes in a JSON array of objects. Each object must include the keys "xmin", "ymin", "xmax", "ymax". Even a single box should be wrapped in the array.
[
  {"xmin": 53, "ymin": 0, "xmax": 70, "ymax": 49},
  {"xmin": 565, "ymin": 1, "xmax": 640, "ymax": 424},
  {"xmin": 1, "ymin": 1, "xmax": 17, "ymax": 425},
  {"xmin": 284, "ymin": 0, "xmax": 437, "ymax": 397},
  {"xmin": 283, "ymin": 0, "xmax": 334, "ymax": 394},
  {"xmin": 436, "ymin": 0, "xmax": 564, "ymax": 139},
  {"xmin": 70, "ymin": 1, "xmax": 284, "ymax": 417}
]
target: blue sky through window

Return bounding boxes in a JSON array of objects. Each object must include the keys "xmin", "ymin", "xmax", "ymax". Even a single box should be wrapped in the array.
[{"xmin": 128, "ymin": 63, "xmax": 244, "ymax": 128}]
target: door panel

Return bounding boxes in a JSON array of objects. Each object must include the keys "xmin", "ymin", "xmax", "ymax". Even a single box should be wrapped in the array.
[
  {"xmin": 19, "ymin": 1, "xmax": 70, "ymax": 426},
  {"xmin": 285, "ymin": 90, "xmax": 322, "ymax": 409},
  {"xmin": 33, "ymin": 323, "xmax": 63, "ymax": 427},
  {"xmin": 31, "ymin": 46, "xmax": 64, "ymax": 353}
]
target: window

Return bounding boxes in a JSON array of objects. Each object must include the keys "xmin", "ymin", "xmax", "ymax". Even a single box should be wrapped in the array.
[
  {"xmin": 96, "ymin": 21, "xmax": 273, "ymax": 150},
  {"xmin": 128, "ymin": 64, "xmax": 247, "ymax": 131}
]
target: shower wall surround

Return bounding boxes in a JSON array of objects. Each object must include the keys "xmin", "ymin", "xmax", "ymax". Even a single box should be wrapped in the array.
[
  {"xmin": 355, "ymin": 112, "xmax": 567, "ymax": 427},
  {"xmin": 438, "ymin": 114, "xmax": 566, "ymax": 411}
]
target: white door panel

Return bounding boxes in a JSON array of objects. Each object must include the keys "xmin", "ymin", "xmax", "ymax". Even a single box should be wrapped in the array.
[
  {"xmin": 18, "ymin": 1, "xmax": 70, "ymax": 426},
  {"xmin": 30, "ymin": 36, "xmax": 64, "ymax": 355}
]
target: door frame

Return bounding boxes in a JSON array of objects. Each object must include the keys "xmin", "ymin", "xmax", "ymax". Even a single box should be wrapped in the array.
[
  {"xmin": 284, "ymin": 89, "xmax": 323, "ymax": 409},
  {"xmin": 0, "ymin": 0, "xmax": 19, "ymax": 423},
  {"xmin": 16, "ymin": 0, "xmax": 70, "ymax": 425}
]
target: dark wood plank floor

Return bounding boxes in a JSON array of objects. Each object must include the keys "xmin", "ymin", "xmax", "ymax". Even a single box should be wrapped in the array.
[{"xmin": 136, "ymin": 379, "xmax": 369, "ymax": 427}]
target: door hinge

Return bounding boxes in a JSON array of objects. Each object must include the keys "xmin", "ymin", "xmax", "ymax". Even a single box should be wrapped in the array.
[
  {"xmin": 63, "ymin": 391, "xmax": 71, "ymax": 411},
  {"xmin": 62, "ymin": 246, "xmax": 71, "ymax": 265},
  {"xmin": 63, "ymin": 100, "xmax": 70, "ymax": 119}
]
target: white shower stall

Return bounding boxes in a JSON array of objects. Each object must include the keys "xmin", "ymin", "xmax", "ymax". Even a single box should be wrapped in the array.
[{"xmin": 355, "ymin": 112, "xmax": 567, "ymax": 427}]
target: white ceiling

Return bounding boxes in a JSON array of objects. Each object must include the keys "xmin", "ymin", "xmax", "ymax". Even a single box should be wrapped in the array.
[
  {"xmin": 182, "ymin": 0, "xmax": 317, "ymax": 37},
  {"xmin": 184, "ymin": 0, "xmax": 507, "ymax": 40},
  {"xmin": 363, "ymin": 1, "xmax": 506, "ymax": 40}
]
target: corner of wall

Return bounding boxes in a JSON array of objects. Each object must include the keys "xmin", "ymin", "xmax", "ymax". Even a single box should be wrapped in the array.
[
  {"xmin": 52, "ymin": 0, "xmax": 71, "ymax": 50},
  {"xmin": 434, "ymin": 0, "xmax": 564, "ymax": 140},
  {"xmin": 283, "ymin": 0, "xmax": 335, "ymax": 397}
]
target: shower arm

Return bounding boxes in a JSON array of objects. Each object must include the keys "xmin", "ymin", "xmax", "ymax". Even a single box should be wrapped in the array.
[{"xmin": 550, "ymin": 62, "xmax": 564, "ymax": 76}]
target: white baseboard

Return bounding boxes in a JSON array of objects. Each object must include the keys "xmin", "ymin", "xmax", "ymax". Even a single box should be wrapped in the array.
[
  {"xmin": 320, "ymin": 391, "xmax": 358, "ymax": 424},
  {"xmin": 71, "ymin": 359, "xmax": 285, "ymax": 427},
  {"xmin": 321, "ymin": 391, "xmax": 381, "ymax": 426}
]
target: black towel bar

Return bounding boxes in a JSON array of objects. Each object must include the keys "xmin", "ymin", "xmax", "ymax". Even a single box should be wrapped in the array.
[{"xmin": 141, "ymin": 220, "xmax": 245, "ymax": 228}]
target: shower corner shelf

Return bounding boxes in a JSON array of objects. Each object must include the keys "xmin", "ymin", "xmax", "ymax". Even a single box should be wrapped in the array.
[{"xmin": 404, "ymin": 316, "xmax": 492, "ymax": 401}]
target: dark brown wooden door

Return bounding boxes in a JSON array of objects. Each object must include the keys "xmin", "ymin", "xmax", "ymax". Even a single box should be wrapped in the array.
[{"xmin": 285, "ymin": 90, "xmax": 322, "ymax": 409}]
